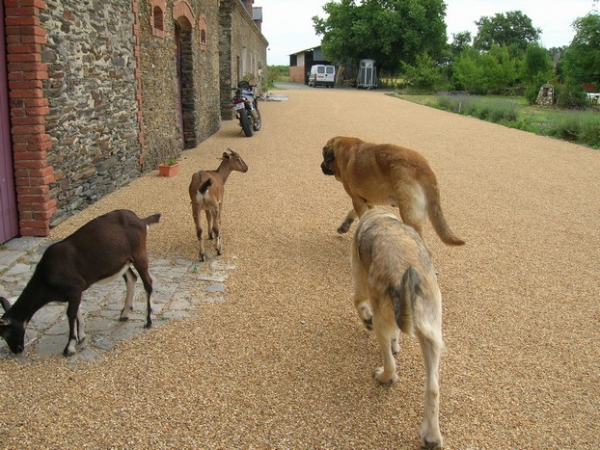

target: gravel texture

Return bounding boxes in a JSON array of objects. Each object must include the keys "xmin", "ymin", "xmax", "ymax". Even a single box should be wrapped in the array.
[{"xmin": 1, "ymin": 87, "xmax": 599, "ymax": 449}]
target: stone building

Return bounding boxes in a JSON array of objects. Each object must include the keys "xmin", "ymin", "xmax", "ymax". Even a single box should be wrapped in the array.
[{"xmin": 0, "ymin": 0, "xmax": 267, "ymax": 243}]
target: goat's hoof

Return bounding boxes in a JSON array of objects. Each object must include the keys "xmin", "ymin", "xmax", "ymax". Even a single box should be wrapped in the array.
[
  {"xmin": 63, "ymin": 348, "xmax": 76, "ymax": 357},
  {"xmin": 77, "ymin": 336, "xmax": 86, "ymax": 345},
  {"xmin": 119, "ymin": 316, "xmax": 129, "ymax": 322},
  {"xmin": 144, "ymin": 322, "xmax": 152, "ymax": 329}
]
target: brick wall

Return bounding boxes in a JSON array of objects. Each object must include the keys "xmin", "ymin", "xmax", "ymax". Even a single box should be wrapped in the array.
[{"xmin": 5, "ymin": 0, "xmax": 56, "ymax": 236}]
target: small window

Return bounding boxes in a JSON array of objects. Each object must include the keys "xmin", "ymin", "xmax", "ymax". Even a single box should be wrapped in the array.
[
  {"xmin": 151, "ymin": 2, "xmax": 166, "ymax": 38},
  {"xmin": 153, "ymin": 7, "xmax": 163, "ymax": 31},
  {"xmin": 326, "ymin": 66, "xmax": 334, "ymax": 74},
  {"xmin": 317, "ymin": 66, "xmax": 325, "ymax": 74},
  {"xmin": 198, "ymin": 15, "xmax": 208, "ymax": 50}
]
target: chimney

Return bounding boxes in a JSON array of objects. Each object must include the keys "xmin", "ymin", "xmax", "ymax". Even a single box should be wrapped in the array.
[
  {"xmin": 245, "ymin": 0, "xmax": 253, "ymax": 16},
  {"xmin": 253, "ymin": 6, "xmax": 262, "ymax": 31}
]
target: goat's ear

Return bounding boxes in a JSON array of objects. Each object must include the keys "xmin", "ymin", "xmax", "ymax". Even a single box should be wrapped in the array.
[
  {"xmin": 0, "ymin": 297, "xmax": 11, "ymax": 313},
  {"xmin": 222, "ymin": 152, "xmax": 231, "ymax": 160}
]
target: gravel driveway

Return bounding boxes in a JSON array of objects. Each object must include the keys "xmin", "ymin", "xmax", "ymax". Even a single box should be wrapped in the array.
[{"xmin": 1, "ymin": 87, "xmax": 599, "ymax": 449}]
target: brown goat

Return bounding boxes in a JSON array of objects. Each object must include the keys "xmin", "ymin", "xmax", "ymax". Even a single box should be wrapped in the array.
[
  {"xmin": 188, "ymin": 148, "xmax": 248, "ymax": 261},
  {"xmin": 0, "ymin": 209, "xmax": 160, "ymax": 356}
]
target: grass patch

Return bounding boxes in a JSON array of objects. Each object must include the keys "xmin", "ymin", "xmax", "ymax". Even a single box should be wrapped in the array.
[{"xmin": 391, "ymin": 93, "xmax": 600, "ymax": 149}]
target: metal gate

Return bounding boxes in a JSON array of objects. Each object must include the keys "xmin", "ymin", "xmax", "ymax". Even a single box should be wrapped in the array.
[{"xmin": 0, "ymin": 0, "xmax": 19, "ymax": 243}]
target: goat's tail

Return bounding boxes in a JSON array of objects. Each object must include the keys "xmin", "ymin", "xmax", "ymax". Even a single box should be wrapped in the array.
[
  {"xmin": 391, "ymin": 266, "xmax": 419, "ymax": 336},
  {"xmin": 199, "ymin": 178, "xmax": 212, "ymax": 195},
  {"xmin": 143, "ymin": 213, "xmax": 161, "ymax": 226}
]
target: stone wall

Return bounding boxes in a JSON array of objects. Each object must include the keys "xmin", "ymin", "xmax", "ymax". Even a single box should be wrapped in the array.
[
  {"xmin": 41, "ymin": 0, "xmax": 141, "ymax": 226},
  {"xmin": 219, "ymin": 0, "xmax": 268, "ymax": 120},
  {"xmin": 138, "ymin": 0, "xmax": 221, "ymax": 163},
  {"xmin": 3, "ymin": 0, "xmax": 267, "ymax": 236}
]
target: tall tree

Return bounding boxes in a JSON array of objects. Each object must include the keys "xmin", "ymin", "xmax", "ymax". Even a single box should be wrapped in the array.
[
  {"xmin": 473, "ymin": 11, "xmax": 541, "ymax": 57},
  {"xmin": 313, "ymin": 0, "xmax": 447, "ymax": 74},
  {"xmin": 450, "ymin": 31, "xmax": 472, "ymax": 56},
  {"xmin": 561, "ymin": 12, "xmax": 600, "ymax": 86},
  {"xmin": 521, "ymin": 43, "xmax": 553, "ymax": 83}
]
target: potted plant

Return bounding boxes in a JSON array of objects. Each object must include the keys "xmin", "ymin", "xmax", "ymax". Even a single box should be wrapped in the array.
[{"xmin": 158, "ymin": 157, "xmax": 180, "ymax": 177}]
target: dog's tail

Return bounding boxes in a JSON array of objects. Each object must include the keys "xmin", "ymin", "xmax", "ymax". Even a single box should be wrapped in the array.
[
  {"xmin": 391, "ymin": 266, "xmax": 419, "ymax": 336},
  {"xmin": 424, "ymin": 181, "xmax": 465, "ymax": 246}
]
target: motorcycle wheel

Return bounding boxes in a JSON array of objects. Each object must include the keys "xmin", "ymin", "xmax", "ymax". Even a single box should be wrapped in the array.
[
  {"xmin": 239, "ymin": 109, "xmax": 254, "ymax": 137},
  {"xmin": 252, "ymin": 107, "xmax": 262, "ymax": 131}
]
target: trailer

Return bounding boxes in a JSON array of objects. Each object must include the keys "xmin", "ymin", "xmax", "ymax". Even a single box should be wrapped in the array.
[{"xmin": 357, "ymin": 59, "xmax": 378, "ymax": 89}]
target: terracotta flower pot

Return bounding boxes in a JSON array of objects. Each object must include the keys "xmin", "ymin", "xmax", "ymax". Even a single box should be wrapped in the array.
[{"xmin": 158, "ymin": 162, "xmax": 180, "ymax": 177}]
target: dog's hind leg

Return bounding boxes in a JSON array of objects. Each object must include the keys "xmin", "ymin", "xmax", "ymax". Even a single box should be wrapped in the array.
[
  {"xmin": 417, "ymin": 328, "xmax": 443, "ymax": 448},
  {"xmin": 395, "ymin": 184, "xmax": 427, "ymax": 240},
  {"xmin": 391, "ymin": 331, "xmax": 400, "ymax": 356},
  {"xmin": 373, "ymin": 310, "xmax": 399, "ymax": 384},
  {"xmin": 351, "ymin": 244, "xmax": 373, "ymax": 330}
]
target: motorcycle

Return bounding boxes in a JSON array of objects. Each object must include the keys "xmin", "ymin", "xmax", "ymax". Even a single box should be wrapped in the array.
[{"xmin": 232, "ymin": 80, "xmax": 261, "ymax": 137}]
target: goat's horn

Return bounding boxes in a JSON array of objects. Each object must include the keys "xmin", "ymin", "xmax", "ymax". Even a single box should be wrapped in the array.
[{"xmin": 226, "ymin": 147, "xmax": 235, "ymax": 154}]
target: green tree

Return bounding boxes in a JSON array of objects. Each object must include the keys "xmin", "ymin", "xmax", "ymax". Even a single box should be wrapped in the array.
[
  {"xmin": 520, "ymin": 43, "xmax": 555, "ymax": 104},
  {"xmin": 473, "ymin": 11, "xmax": 541, "ymax": 57},
  {"xmin": 313, "ymin": 0, "xmax": 447, "ymax": 74},
  {"xmin": 449, "ymin": 31, "xmax": 472, "ymax": 56},
  {"xmin": 451, "ymin": 47, "xmax": 486, "ymax": 94},
  {"xmin": 561, "ymin": 12, "xmax": 600, "ymax": 87},
  {"xmin": 401, "ymin": 52, "xmax": 448, "ymax": 91},
  {"xmin": 482, "ymin": 45, "xmax": 519, "ymax": 92},
  {"xmin": 521, "ymin": 43, "xmax": 553, "ymax": 83}
]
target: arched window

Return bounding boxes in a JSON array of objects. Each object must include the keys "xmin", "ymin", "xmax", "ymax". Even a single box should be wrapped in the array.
[{"xmin": 151, "ymin": 0, "xmax": 166, "ymax": 38}]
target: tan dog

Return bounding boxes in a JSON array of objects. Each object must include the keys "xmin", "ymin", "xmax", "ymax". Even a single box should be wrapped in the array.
[
  {"xmin": 352, "ymin": 208, "xmax": 444, "ymax": 449},
  {"xmin": 321, "ymin": 136, "xmax": 464, "ymax": 249}
]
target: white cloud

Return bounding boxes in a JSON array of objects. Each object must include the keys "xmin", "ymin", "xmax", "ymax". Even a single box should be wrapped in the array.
[{"xmin": 256, "ymin": 0, "xmax": 597, "ymax": 66}]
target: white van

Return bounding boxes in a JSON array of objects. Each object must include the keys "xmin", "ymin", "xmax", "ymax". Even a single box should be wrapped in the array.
[{"xmin": 308, "ymin": 64, "xmax": 336, "ymax": 88}]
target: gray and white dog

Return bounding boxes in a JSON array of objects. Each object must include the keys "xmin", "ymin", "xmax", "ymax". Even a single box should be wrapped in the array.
[{"xmin": 351, "ymin": 208, "xmax": 444, "ymax": 449}]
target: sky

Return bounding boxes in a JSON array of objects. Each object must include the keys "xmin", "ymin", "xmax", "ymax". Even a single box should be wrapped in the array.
[{"xmin": 255, "ymin": 0, "xmax": 598, "ymax": 66}]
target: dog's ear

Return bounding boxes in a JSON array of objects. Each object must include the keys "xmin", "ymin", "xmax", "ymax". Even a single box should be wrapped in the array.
[
  {"xmin": 323, "ymin": 139, "xmax": 336, "ymax": 163},
  {"xmin": 323, "ymin": 147, "xmax": 335, "ymax": 164}
]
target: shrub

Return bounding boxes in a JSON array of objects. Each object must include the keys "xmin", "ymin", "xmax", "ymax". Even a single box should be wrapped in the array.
[
  {"xmin": 476, "ymin": 105, "xmax": 491, "ymax": 120},
  {"xmin": 547, "ymin": 112, "xmax": 600, "ymax": 147},
  {"xmin": 556, "ymin": 85, "xmax": 589, "ymax": 109},
  {"xmin": 489, "ymin": 101, "xmax": 519, "ymax": 123}
]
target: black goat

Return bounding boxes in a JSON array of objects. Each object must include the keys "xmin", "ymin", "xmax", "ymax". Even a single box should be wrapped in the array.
[{"xmin": 0, "ymin": 209, "xmax": 161, "ymax": 356}]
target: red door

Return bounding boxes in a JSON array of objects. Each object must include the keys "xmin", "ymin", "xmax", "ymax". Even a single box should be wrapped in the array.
[{"xmin": 0, "ymin": 0, "xmax": 19, "ymax": 243}]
